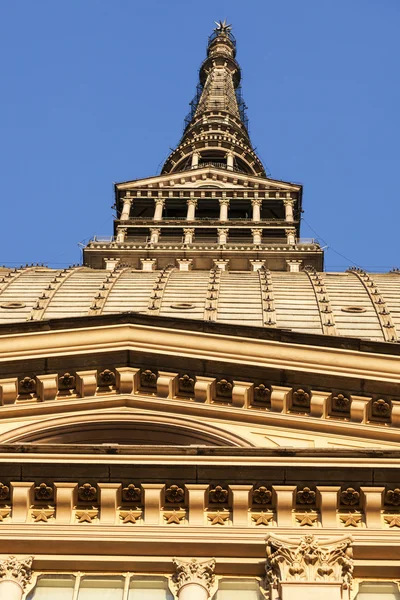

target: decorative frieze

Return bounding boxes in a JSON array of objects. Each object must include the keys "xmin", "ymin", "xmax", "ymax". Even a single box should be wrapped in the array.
[
  {"xmin": 0, "ymin": 368, "xmax": 398, "ymax": 436},
  {"xmin": 0, "ymin": 481, "xmax": 393, "ymax": 529}
]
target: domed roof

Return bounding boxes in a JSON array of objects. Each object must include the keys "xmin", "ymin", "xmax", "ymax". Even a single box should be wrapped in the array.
[{"xmin": 0, "ymin": 266, "xmax": 399, "ymax": 343}]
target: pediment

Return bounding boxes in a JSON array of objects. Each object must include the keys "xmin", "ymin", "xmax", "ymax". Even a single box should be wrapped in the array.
[
  {"xmin": 115, "ymin": 168, "xmax": 301, "ymax": 193},
  {"xmin": 0, "ymin": 395, "xmax": 398, "ymax": 451}
]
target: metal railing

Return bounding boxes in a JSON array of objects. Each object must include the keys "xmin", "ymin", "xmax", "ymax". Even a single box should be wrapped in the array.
[{"xmin": 88, "ymin": 235, "xmax": 318, "ymax": 247}]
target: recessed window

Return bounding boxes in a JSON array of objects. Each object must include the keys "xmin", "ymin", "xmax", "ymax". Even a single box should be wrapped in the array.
[
  {"xmin": 341, "ymin": 306, "xmax": 367, "ymax": 313},
  {"xmin": 78, "ymin": 577, "xmax": 124, "ymax": 600},
  {"xmin": 215, "ymin": 579, "xmax": 263, "ymax": 599},
  {"xmin": 356, "ymin": 581, "xmax": 400, "ymax": 598},
  {"xmin": 1, "ymin": 301, "xmax": 26, "ymax": 309}
]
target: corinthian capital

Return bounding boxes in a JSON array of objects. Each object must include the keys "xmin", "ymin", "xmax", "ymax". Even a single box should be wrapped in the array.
[
  {"xmin": 266, "ymin": 535, "xmax": 353, "ymax": 588},
  {"xmin": 0, "ymin": 556, "xmax": 33, "ymax": 590},
  {"xmin": 172, "ymin": 558, "xmax": 215, "ymax": 595}
]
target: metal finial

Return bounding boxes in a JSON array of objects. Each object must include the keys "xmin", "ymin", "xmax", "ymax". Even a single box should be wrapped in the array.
[{"xmin": 214, "ymin": 19, "xmax": 232, "ymax": 35}]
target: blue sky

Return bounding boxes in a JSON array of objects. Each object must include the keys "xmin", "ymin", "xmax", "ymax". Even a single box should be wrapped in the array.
[{"xmin": 1, "ymin": 0, "xmax": 399, "ymax": 271}]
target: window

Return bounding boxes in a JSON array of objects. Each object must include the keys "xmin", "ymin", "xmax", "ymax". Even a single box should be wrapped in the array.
[
  {"xmin": 129, "ymin": 577, "xmax": 173, "ymax": 599},
  {"xmin": 356, "ymin": 582, "xmax": 400, "ymax": 599},
  {"xmin": 27, "ymin": 575, "xmax": 74, "ymax": 599},
  {"xmin": 28, "ymin": 575, "xmax": 172, "ymax": 600},
  {"xmin": 214, "ymin": 579, "xmax": 262, "ymax": 599},
  {"xmin": 78, "ymin": 577, "xmax": 124, "ymax": 600}
]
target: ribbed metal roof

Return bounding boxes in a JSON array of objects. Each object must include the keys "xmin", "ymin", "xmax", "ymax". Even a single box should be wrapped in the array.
[{"xmin": 0, "ymin": 267, "xmax": 399, "ymax": 343}]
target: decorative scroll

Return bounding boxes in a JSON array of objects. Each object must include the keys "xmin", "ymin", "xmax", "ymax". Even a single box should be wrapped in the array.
[
  {"xmin": 172, "ymin": 558, "xmax": 215, "ymax": 594},
  {"xmin": 266, "ymin": 534, "xmax": 353, "ymax": 587},
  {"xmin": 0, "ymin": 556, "xmax": 33, "ymax": 590}
]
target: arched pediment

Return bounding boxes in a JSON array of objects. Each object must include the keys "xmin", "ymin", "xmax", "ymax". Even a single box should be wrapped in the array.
[{"xmin": 0, "ymin": 411, "xmax": 252, "ymax": 447}]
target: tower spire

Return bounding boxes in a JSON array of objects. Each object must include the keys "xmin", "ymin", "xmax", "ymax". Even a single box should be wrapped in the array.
[{"xmin": 161, "ymin": 22, "xmax": 266, "ymax": 177}]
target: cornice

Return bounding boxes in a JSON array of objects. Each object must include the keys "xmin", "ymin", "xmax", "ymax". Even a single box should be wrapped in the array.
[
  {"xmin": 0, "ymin": 321, "xmax": 398, "ymax": 384},
  {"xmin": 114, "ymin": 169, "xmax": 302, "ymax": 191}
]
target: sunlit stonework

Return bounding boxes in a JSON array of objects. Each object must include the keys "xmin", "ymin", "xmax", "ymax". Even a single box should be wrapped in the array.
[{"xmin": 0, "ymin": 19, "xmax": 398, "ymax": 600}]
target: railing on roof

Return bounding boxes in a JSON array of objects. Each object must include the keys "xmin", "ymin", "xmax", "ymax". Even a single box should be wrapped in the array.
[
  {"xmin": 125, "ymin": 218, "xmax": 288, "ymax": 224},
  {"xmin": 88, "ymin": 236, "xmax": 319, "ymax": 247},
  {"xmin": 208, "ymin": 30, "xmax": 236, "ymax": 47},
  {"xmin": 195, "ymin": 162, "xmax": 249, "ymax": 174},
  {"xmin": 184, "ymin": 83, "xmax": 204, "ymax": 130},
  {"xmin": 235, "ymin": 85, "xmax": 249, "ymax": 130}
]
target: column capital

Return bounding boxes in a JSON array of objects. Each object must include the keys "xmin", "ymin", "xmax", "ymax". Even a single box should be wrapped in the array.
[
  {"xmin": 155, "ymin": 198, "xmax": 165, "ymax": 206},
  {"xmin": 150, "ymin": 227, "xmax": 161, "ymax": 233},
  {"xmin": 187, "ymin": 198, "xmax": 198, "ymax": 206},
  {"xmin": 172, "ymin": 558, "xmax": 215, "ymax": 595},
  {"xmin": 217, "ymin": 227, "xmax": 229, "ymax": 234},
  {"xmin": 266, "ymin": 534, "xmax": 353, "ymax": 588},
  {"xmin": 283, "ymin": 198, "xmax": 295, "ymax": 206},
  {"xmin": 122, "ymin": 195, "xmax": 132, "ymax": 204},
  {"xmin": 285, "ymin": 227, "xmax": 296, "ymax": 235},
  {"xmin": 0, "ymin": 556, "xmax": 33, "ymax": 591},
  {"xmin": 251, "ymin": 198, "xmax": 263, "ymax": 206},
  {"xmin": 219, "ymin": 198, "xmax": 230, "ymax": 206},
  {"xmin": 251, "ymin": 228, "xmax": 263, "ymax": 235},
  {"xmin": 183, "ymin": 227, "xmax": 195, "ymax": 234}
]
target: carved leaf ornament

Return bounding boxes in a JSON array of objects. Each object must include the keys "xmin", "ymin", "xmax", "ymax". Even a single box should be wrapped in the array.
[
  {"xmin": 0, "ymin": 556, "xmax": 33, "ymax": 590},
  {"xmin": 266, "ymin": 535, "xmax": 353, "ymax": 588},
  {"xmin": 172, "ymin": 558, "xmax": 215, "ymax": 594}
]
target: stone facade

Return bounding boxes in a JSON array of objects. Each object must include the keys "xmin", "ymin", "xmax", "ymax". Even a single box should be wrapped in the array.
[{"xmin": 0, "ymin": 20, "xmax": 399, "ymax": 600}]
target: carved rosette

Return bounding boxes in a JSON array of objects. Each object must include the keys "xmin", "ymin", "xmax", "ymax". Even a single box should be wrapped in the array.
[
  {"xmin": 0, "ymin": 556, "xmax": 33, "ymax": 590},
  {"xmin": 266, "ymin": 535, "xmax": 353, "ymax": 589},
  {"xmin": 172, "ymin": 558, "xmax": 216, "ymax": 595}
]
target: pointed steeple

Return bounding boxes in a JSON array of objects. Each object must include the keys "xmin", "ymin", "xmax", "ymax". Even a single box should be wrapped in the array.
[{"xmin": 161, "ymin": 22, "xmax": 266, "ymax": 177}]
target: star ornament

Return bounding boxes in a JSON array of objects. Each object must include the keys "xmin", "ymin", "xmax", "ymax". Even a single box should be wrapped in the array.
[
  {"xmin": 214, "ymin": 20, "xmax": 232, "ymax": 35},
  {"xmin": 340, "ymin": 512, "xmax": 362, "ymax": 528},
  {"xmin": 252, "ymin": 512, "xmax": 273, "ymax": 526},
  {"xmin": 32, "ymin": 508, "xmax": 55, "ymax": 523},
  {"xmin": 296, "ymin": 513, "xmax": 318, "ymax": 527},
  {"xmin": 385, "ymin": 515, "xmax": 400, "ymax": 528},
  {"xmin": 120, "ymin": 510, "xmax": 142, "ymax": 524},
  {"xmin": 76, "ymin": 509, "xmax": 98, "ymax": 524},
  {"xmin": 163, "ymin": 510, "xmax": 186, "ymax": 525},
  {"xmin": 0, "ymin": 507, "xmax": 11, "ymax": 522},
  {"xmin": 208, "ymin": 511, "xmax": 230, "ymax": 526}
]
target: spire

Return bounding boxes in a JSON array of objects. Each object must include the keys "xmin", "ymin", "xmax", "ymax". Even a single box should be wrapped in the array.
[{"xmin": 161, "ymin": 22, "xmax": 266, "ymax": 177}]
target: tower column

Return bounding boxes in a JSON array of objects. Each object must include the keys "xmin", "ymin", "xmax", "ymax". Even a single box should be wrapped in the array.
[
  {"xmin": 217, "ymin": 228, "xmax": 228, "ymax": 245},
  {"xmin": 186, "ymin": 199, "xmax": 198, "ymax": 221},
  {"xmin": 191, "ymin": 152, "xmax": 200, "ymax": 169},
  {"xmin": 251, "ymin": 228, "xmax": 262, "ymax": 245},
  {"xmin": 154, "ymin": 199, "xmax": 165, "ymax": 221},
  {"xmin": 116, "ymin": 227, "xmax": 127, "ymax": 243},
  {"xmin": 173, "ymin": 558, "xmax": 215, "ymax": 600},
  {"xmin": 285, "ymin": 228, "xmax": 296, "ymax": 245},
  {"xmin": 219, "ymin": 199, "xmax": 230, "ymax": 221},
  {"xmin": 120, "ymin": 196, "xmax": 132, "ymax": 221},
  {"xmin": 0, "ymin": 556, "xmax": 33, "ymax": 600},
  {"xmin": 251, "ymin": 199, "xmax": 262, "ymax": 222},
  {"xmin": 183, "ymin": 228, "xmax": 195, "ymax": 244},
  {"xmin": 226, "ymin": 151, "xmax": 234, "ymax": 171},
  {"xmin": 283, "ymin": 198, "xmax": 295, "ymax": 222},
  {"xmin": 149, "ymin": 228, "xmax": 160, "ymax": 244}
]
